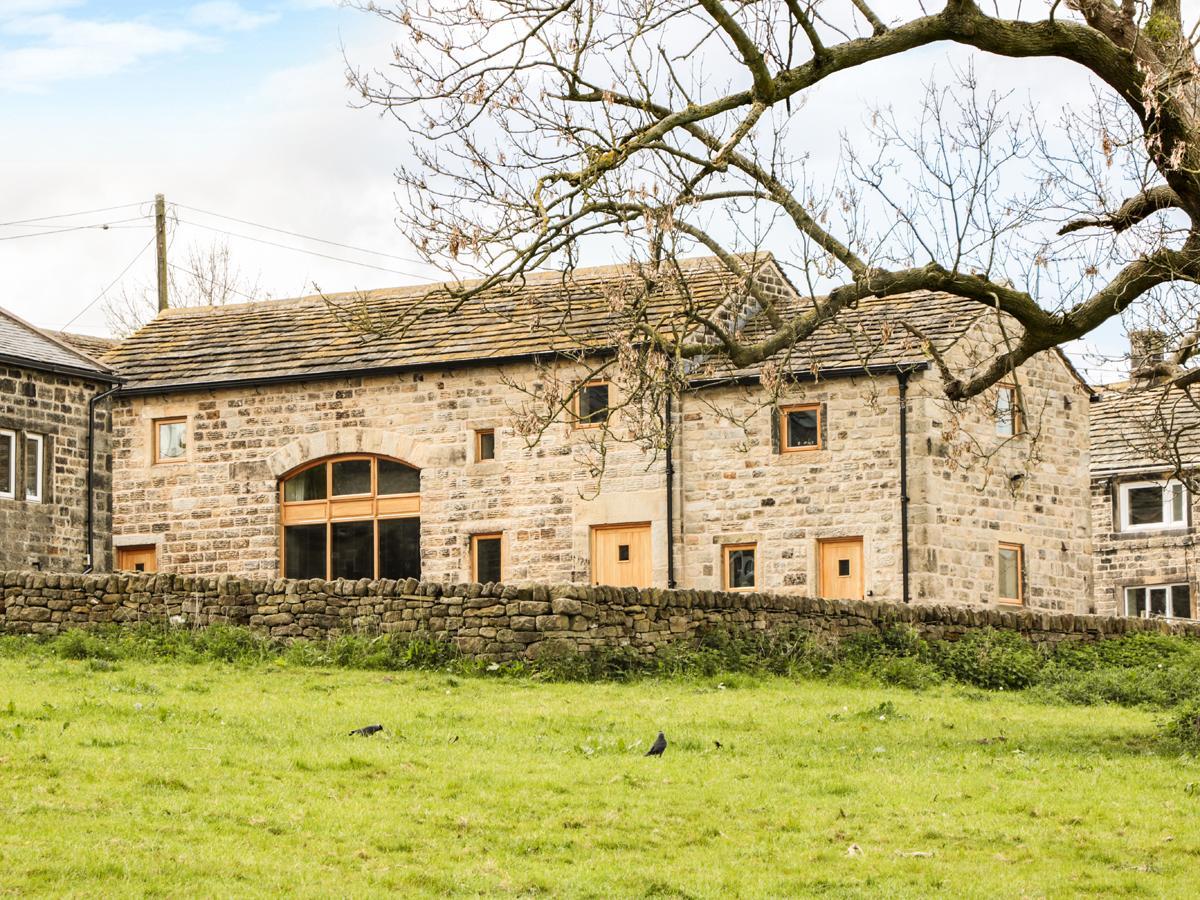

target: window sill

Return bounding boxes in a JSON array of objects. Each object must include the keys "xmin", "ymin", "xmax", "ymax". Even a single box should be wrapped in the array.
[{"xmin": 996, "ymin": 599, "xmax": 1024, "ymax": 607}]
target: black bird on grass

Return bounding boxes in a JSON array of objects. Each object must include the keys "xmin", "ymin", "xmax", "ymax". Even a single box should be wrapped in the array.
[
  {"xmin": 645, "ymin": 731, "xmax": 667, "ymax": 757},
  {"xmin": 349, "ymin": 724, "xmax": 384, "ymax": 737}
]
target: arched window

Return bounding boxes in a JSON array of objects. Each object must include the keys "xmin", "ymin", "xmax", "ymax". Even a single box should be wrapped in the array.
[{"xmin": 280, "ymin": 454, "xmax": 420, "ymax": 581}]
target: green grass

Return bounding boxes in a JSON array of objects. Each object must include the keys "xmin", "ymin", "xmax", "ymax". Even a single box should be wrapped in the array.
[{"xmin": 1, "ymin": 655, "xmax": 1199, "ymax": 897}]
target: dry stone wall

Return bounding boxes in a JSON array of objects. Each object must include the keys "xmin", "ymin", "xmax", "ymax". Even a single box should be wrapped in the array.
[{"xmin": 4, "ymin": 570, "xmax": 1196, "ymax": 660}]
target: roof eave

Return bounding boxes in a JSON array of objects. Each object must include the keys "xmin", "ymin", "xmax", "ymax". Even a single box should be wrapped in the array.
[{"xmin": 0, "ymin": 352, "xmax": 121, "ymax": 384}]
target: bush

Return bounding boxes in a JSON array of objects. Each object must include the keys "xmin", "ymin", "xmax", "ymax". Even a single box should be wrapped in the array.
[
  {"xmin": 932, "ymin": 629, "xmax": 1043, "ymax": 691},
  {"xmin": 1162, "ymin": 701, "xmax": 1200, "ymax": 752}
]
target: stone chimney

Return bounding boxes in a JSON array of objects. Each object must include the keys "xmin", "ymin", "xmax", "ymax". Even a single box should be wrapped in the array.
[{"xmin": 1129, "ymin": 329, "xmax": 1169, "ymax": 386}]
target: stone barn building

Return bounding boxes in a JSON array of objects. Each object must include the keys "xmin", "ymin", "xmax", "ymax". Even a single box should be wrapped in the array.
[
  {"xmin": 100, "ymin": 256, "xmax": 1092, "ymax": 610},
  {"xmin": 0, "ymin": 306, "xmax": 119, "ymax": 572}
]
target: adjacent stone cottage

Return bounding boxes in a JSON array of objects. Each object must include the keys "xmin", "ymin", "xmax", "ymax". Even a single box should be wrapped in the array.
[
  {"xmin": 0, "ymin": 306, "xmax": 119, "ymax": 571},
  {"xmin": 1090, "ymin": 364, "xmax": 1200, "ymax": 619},
  {"xmin": 101, "ymin": 256, "xmax": 1092, "ymax": 610}
]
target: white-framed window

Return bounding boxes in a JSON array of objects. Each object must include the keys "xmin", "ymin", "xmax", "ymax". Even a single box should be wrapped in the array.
[
  {"xmin": 1118, "ymin": 479, "xmax": 1188, "ymax": 531},
  {"xmin": 0, "ymin": 430, "xmax": 14, "ymax": 500},
  {"xmin": 24, "ymin": 433, "xmax": 44, "ymax": 503},
  {"xmin": 1125, "ymin": 583, "xmax": 1192, "ymax": 621}
]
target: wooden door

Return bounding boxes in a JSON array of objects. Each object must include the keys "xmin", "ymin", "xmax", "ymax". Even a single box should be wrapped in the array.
[
  {"xmin": 591, "ymin": 523, "xmax": 652, "ymax": 588},
  {"xmin": 819, "ymin": 537, "xmax": 863, "ymax": 600},
  {"xmin": 117, "ymin": 545, "xmax": 157, "ymax": 574}
]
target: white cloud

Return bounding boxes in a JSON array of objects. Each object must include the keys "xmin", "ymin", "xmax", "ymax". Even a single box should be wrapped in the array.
[
  {"xmin": 189, "ymin": 1, "xmax": 279, "ymax": 32},
  {"xmin": 0, "ymin": 14, "xmax": 206, "ymax": 91}
]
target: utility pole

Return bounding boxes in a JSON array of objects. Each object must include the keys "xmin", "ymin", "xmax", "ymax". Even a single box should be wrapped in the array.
[{"xmin": 154, "ymin": 193, "xmax": 169, "ymax": 312}]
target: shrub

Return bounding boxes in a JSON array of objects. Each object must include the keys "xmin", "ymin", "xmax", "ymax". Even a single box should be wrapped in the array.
[
  {"xmin": 932, "ymin": 629, "xmax": 1042, "ymax": 691},
  {"xmin": 1162, "ymin": 701, "xmax": 1200, "ymax": 752}
]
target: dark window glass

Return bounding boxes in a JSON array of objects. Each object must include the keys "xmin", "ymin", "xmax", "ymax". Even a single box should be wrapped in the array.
[
  {"xmin": 1172, "ymin": 585, "xmax": 1192, "ymax": 619},
  {"xmin": 1127, "ymin": 588, "xmax": 1147, "ymax": 617},
  {"xmin": 332, "ymin": 520, "xmax": 375, "ymax": 580},
  {"xmin": 578, "ymin": 383, "xmax": 609, "ymax": 425},
  {"xmin": 1150, "ymin": 587, "xmax": 1168, "ymax": 617},
  {"xmin": 1128, "ymin": 485, "xmax": 1164, "ymax": 526},
  {"xmin": 618, "ymin": 544, "xmax": 630, "ymax": 562},
  {"xmin": 285, "ymin": 525, "xmax": 327, "ymax": 579},
  {"xmin": 786, "ymin": 408, "xmax": 819, "ymax": 448},
  {"xmin": 474, "ymin": 536, "xmax": 502, "ymax": 583},
  {"xmin": 728, "ymin": 548, "xmax": 755, "ymax": 589},
  {"xmin": 838, "ymin": 559, "xmax": 850, "ymax": 577},
  {"xmin": 284, "ymin": 465, "xmax": 327, "ymax": 502},
  {"xmin": 477, "ymin": 430, "xmax": 496, "ymax": 461},
  {"xmin": 378, "ymin": 459, "xmax": 420, "ymax": 495},
  {"xmin": 332, "ymin": 459, "xmax": 372, "ymax": 496},
  {"xmin": 0, "ymin": 433, "xmax": 12, "ymax": 494},
  {"xmin": 379, "ymin": 518, "xmax": 421, "ymax": 580}
]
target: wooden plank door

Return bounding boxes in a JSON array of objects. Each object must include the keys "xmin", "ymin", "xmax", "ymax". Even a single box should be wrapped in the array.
[
  {"xmin": 117, "ymin": 545, "xmax": 158, "ymax": 574},
  {"xmin": 819, "ymin": 537, "xmax": 863, "ymax": 600},
  {"xmin": 591, "ymin": 523, "xmax": 652, "ymax": 588}
]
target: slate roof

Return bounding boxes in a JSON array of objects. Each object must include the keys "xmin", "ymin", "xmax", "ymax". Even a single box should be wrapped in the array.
[
  {"xmin": 0, "ymin": 306, "xmax": 118, "ymax": 382},
  {"xmin": 1090, "ymin": 384, "xmax": 1200, "ymax": 475},
  {"xmin": 52, "ymin": 331, "xmax": 119, "ymax": 360},
  {"xmin": 106, "ymin": 255, "xmax": 1004, "ymax": 394}
]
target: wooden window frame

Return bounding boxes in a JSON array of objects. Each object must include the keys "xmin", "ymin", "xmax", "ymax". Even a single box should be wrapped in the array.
[
  {"xmin": 24, "ymin": 432, "xmax": 44, "ymax": 503},
  {"xmin": 779, "ymin": 404, "xmax": 822, "ymax": 452},
  {"xmin": 1118, "ymin": 479, "xmax": 1188, "ymax": 532},
  {"xmin": 573, "ymin": 380, "xmax": 611, "ymax": 429},
  {"xmin": 474, "ymin": 428, "xmax": 496, "ymax": 462},
  {"xmin": 152, "ymin": 416, "xmax": 188, "ymax": 465},
  {"xmin": 995, "ymin": 383, "xmax": 1023, "ymax": 437},
  {"xmin": 997, "ymin": 541, "xmax": 1024, "ymax": 605},
  {"xmin": 722, "ymin": 542, "xmax": 757, "ymax": 592},
  {"xmin": 279, "ymin": 454, "xmax": 421, "ymax": 581},
  {"xmin": 0, "ymin": 429, "xmax": 14, "ymax": 500},
  {"xmin": 470, "ymin": 532, "xmax": 504, "ymax": 583},
  {"xmin": 1125, "ymin": 582, "xmax": 1193, "ymax": 621}
]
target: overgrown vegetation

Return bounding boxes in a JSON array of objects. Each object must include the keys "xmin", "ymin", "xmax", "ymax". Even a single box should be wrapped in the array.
[{"xmin": 8, "ymin": 622, "xmax": 1200, "ymax": 749}]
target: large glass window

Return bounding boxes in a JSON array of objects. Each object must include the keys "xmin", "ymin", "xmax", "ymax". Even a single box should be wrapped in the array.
[
  {"xmin": 280, "ymin": 455, "xmax": 421, "ymax": 581},
  {"xmin": 1126, "ymin": 584, "xmax": 1192, "ymax": 620},
  {"xmin": 1118, "ymin": 480, "xmax": 1188, "ymax": 531}
]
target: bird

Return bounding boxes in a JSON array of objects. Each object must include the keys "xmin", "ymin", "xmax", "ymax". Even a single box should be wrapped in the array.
[
  {"xmin": 713, "ymin": 740, "xmax": 722, "ymax": 750},
  {"xmin": 349, "ymin": 724, "xmax": 384, "ymax": 737},
  {"xmin": 645, "ymin": 731, "xmax": 667, "ymax": 757}
]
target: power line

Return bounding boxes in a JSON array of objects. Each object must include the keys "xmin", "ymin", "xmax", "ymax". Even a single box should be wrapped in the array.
[
  {"xmin": 60, "ymin": 237, "xmax": 156, "ymax": 332},
  {"xmin": 0, "ymin": 201, "xmax": 148, "ymax": 228},
  {"xmin": 175, "ymin": 217, "xmax": 437, "ymax": 282},
  {"xmin": 0, "ymin": 215, "xmax": 150, "ymax": 242},
  {"xmin": 174, "ymin": 202, "xmax": 430, "ymax": 266}
]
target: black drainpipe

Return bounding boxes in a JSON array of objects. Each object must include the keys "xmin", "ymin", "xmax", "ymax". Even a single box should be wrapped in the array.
[
  {"xmin": 85, "ymin": 385, "xmax": 120, "ymax": 574},
  {"xmin": 897, "ymin": 370, "xmax": 911, "ymax": 604},
  {"xmin": 665, "ymin": 393, "xmax": 677, "ymax": 588}
]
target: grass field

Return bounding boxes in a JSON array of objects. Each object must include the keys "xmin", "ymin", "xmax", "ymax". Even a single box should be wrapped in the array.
[{"xmin": 1, "ymin": 653, "xmax": 1198, "ymax": 898}]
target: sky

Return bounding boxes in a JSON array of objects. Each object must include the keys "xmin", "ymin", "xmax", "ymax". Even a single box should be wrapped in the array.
[{"xmin": 0, "ymin": 1, "xmax": 1160, "ymax": 381}]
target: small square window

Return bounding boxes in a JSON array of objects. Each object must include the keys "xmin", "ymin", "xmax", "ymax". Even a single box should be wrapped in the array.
[
  {"xmin": 154, "ymin": 418, "xmax": 187, "ymax": 463},
  {"xmin": 995, "ymin": 385, "xmax": 1022, "ymax": 437},
  {"xmin": 24, "ymin": 433, "xmax": 44, "ymax": 503},
  {"xmin": 1118, "ymin": 480, "xmax": 1188, "ymax": 531},
  {"xmin": 475, "ymin": 428, "xmax": 496, "ymax": 462},
  {"xmin": 0, "ymin": 430, "xmax": 14, "ymax": 499},
  {"xmin": 575, "ymin": 382, "xmax": 610, "ymax": 427},
  {"xmin": 723, "ymin": 543, "xmax": 757, "ymax": 591},
  {"xmin": 472, "ymin": 533, "xmax": 503, "ymax": 583},
  {"xmin": 780, "ymin": 405, "xmax": 821, "ymax": 451},
  {"xmin": 838, "ymin": 558, "xmax": 850, "ymax": 577},
  {"xmin": 998, "ymin": 542, "xmax": 1023, "ymax": 604},
  {"xmin": 618, "ymin": 544, "xmax": 630, "ymax": 561}
]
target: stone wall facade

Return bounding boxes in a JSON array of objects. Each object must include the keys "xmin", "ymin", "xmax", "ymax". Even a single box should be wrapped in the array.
[
  {"xmin": 0, "ymin": 365, "xmax": 112, "ymax": 572},
  {"xmin": 109, "ymin": 344, "xmax": 1091, "ymax": 611},
  {"xmin": 2, "ymin": 571, "xmax": 1194, "ymax": 659},
  {"xmin": 1090, "ymin": 477, "xmax": 1200, "ymax": 617}
]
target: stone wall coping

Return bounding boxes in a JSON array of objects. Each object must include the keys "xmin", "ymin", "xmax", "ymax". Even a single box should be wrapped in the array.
[{"xmin": 6, "ymin": 570, "xmax": 1200, "ymax": 640}]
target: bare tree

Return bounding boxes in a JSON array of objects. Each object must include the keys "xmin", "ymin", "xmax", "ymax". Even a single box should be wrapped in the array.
[
  {"xmin": 104, "ymin": 239, "xmax": 263, "ymax": 337},
  {"xmin": 343, "ymin": 0, "xmax": 1200, "ymax": 395}
]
